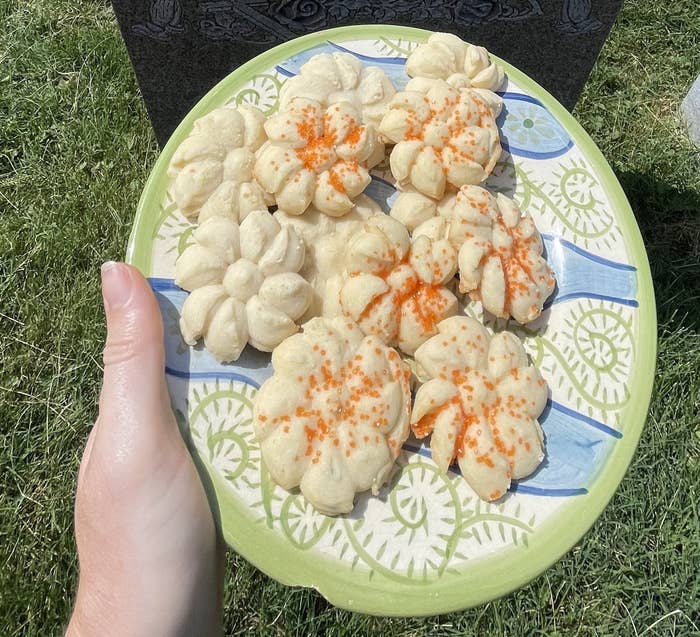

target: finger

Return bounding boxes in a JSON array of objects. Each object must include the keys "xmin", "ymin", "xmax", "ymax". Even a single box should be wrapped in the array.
[{"xmin": 96, "ymin": 262, "xmax": 174, "ymax": 456}]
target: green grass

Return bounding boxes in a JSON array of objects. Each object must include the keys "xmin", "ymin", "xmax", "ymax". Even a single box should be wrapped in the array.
[{"xmin": 1, "ymin": 1, "xmax": 699, "ymax": 634}]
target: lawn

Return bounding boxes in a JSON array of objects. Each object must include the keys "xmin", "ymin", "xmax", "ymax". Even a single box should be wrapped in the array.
[{"xmin": 1, "ymin": 1, "xmax": 699, "ymax": 635}]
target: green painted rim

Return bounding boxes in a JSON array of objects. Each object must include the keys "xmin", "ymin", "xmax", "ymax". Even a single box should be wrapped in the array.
[{"xmin": 127, "ymin": 25, "xmax": 657, "ymax": 615}]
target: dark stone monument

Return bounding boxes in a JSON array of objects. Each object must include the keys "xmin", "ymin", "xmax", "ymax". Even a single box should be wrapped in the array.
[{"xmin": 112, "ymin": 0, "xmax": 623, "ymax": 147}]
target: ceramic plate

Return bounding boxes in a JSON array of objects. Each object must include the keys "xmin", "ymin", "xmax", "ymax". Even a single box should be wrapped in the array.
[{"xmin": 127, "ymin": 25, "xmax": 656, "ymax": 615}]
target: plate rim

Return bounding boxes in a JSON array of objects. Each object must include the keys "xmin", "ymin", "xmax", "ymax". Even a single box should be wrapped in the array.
[{"xmin": 127, "ymin": 24, "xmax": 657, "ymax": 616}]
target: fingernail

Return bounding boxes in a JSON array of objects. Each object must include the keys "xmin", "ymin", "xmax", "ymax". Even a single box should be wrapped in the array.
[{"xmin": 101, "ymin": 261, "xmax": 132, "ymax": 311}]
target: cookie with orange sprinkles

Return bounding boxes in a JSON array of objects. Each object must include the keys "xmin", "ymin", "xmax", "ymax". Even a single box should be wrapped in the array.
[
  {"xmin": 254, "ymin": 97, "xmax": 384, "ymax": 217},
  {"xmin": 411, "ymin": 316, "xmax": 548, "ymax": 501},
  {"xmin": 338, "ymin": 214, "xmax": 459, "ymax": 355},
  {"xmin": 253, "ymin": 316, "xmax": 412, "ymax": 515},
  {"xmin": 378, "ymin": 81, "xmax": 501, "ymax": 199}
]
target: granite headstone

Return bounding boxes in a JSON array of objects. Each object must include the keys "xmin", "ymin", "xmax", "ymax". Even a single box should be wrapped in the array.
[{"xmin": 111, "ymin": 0, "xmax": 623, "ymax": 147}]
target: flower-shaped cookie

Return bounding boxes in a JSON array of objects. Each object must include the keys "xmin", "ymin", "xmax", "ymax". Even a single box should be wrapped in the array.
[
  {"xmin": 405, "ymin": 32, "xmax": 505, "ymax": 92},
  {"xmin": 175, "ymin": 212, "xmax": 311, "ymax": 362},
  {"xmin": 253, "ymin": 316, "xmax": 412, "ymax": 515},
  {"xmin": 378, "ymin": 83, "xmax": 501, "ymax": 199},
  {"xmin": 168, "ymin": 106, "xmax": 269, "ymax": 222},
  {"xmin": 411, "ymin": 316, "xmax": 548, "ymax": 501},
  {"xmin": 439, "ymin": 185, "xmax": 555, "ymax": 324},
  {"xmin": 279, "ymin": 52, "xmax": 396, "ymax": 127},
  {"xmin": 338, "ymin": 215, "xmax": 458, "ymax": 355},
  {"xmin": 274, "ymin": 194, "xmax": 380, "ymax": 320},
  {"xmin": 254, "ymin": 98, "xmax": 384, "ymax": 217}
]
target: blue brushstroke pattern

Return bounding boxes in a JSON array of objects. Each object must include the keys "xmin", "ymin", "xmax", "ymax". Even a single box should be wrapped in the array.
[
  {"xmin": 497, "ymin": 92, "xmax": 574, "ymax": 159},
  {"xmin": 165, "ymin": 367, "xmax": 261, "ymax": 389},
  {"xmin": 547, "ymin": 399, "xmax": 622, "ymax": 439},
  {"xmin": 542, "ymin": 234, "xmax": 638, "ymax": 308},
  {"xmin": 275, "ymin": 65, "xmax": 294, "ymax": 78},
  {"xmin": 510, "ymin": 484, "xmax": 588, "ymax": 497},
  {"xmin": 515, "ymin": 399, "xmax": 620, "ymax": 493}
]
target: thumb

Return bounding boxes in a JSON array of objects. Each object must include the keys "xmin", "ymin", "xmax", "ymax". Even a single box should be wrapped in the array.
[{"xmin": 96, "ymin": 262, "xmax": 174, "ymax": 455}]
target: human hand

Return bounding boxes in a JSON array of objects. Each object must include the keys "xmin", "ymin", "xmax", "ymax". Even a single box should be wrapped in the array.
[{"xmin": 67, "ymin": 263, "xmax": 222, "ymax": 637}]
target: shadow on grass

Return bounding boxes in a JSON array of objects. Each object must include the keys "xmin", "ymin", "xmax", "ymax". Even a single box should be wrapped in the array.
[{"xmin": 618, "ymin": 171, "xmax": 700, "ymax": 330}]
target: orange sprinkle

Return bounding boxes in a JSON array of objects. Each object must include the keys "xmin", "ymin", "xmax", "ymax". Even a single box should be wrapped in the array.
[{"xmin": 328, "ymin": 168, "xmax": 346, "ymax": 194}]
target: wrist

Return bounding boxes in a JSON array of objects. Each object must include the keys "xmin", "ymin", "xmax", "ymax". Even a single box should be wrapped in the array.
[
  {"xmin": 65, "ymin": 583, "xmax": 111, "ymax": 637},
  {"xmin": 66, "ymin": 578, "xmax": 154, "ymax": 637},
  {"xmin": 66, "ymin": 572, "xmax": 222, "ymax": 637}
]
